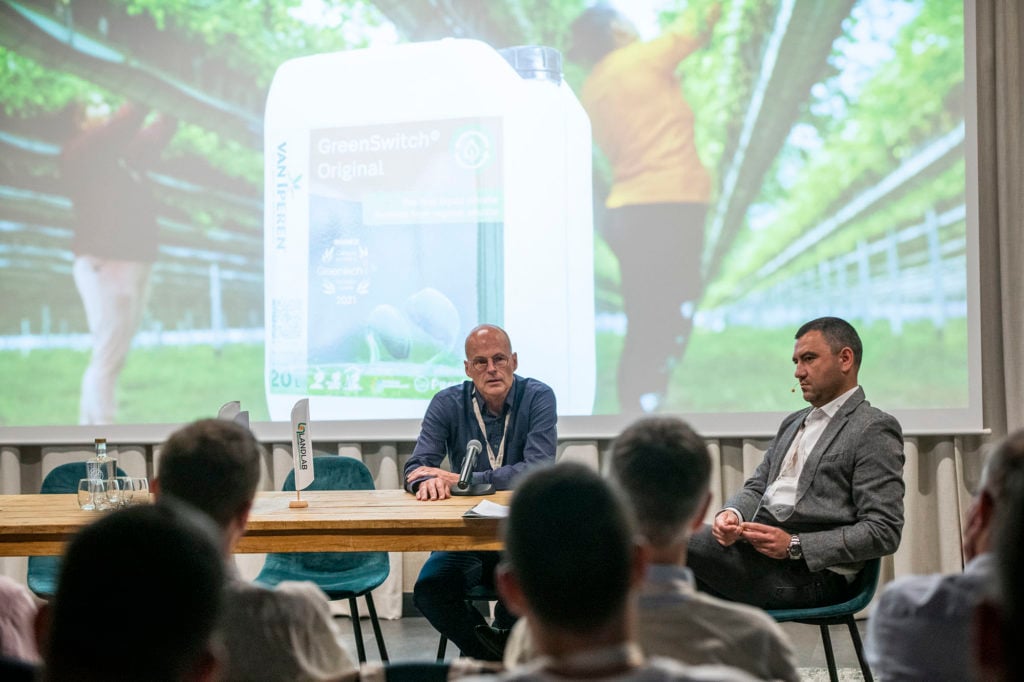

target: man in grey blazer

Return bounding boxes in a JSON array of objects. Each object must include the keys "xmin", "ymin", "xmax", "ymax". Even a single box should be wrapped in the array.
[{"xmin": 687, "ymin": 317, "xmax": 905, "ymax": 609}]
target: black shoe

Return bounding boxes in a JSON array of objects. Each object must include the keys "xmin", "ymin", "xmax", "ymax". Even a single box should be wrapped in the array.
[{"xmin": 474, "ymin": 624, "xmax": 511, "ymax": 661}]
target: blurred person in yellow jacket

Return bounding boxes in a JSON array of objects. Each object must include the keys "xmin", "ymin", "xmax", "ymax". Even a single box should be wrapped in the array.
[{"xmin": 571, "ymin": 2, "xmax": 720, "ymax": 414}]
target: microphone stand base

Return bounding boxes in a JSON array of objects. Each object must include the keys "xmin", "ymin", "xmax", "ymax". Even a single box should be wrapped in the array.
[{"xmin": 451, "ymin": 483, "xmax": 496, "ymax": 496}]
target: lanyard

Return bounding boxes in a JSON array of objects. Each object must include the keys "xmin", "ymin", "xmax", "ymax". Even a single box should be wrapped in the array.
[{"xmin": 471, "ymin": 391, "xmax": 511, "ymax": 470}]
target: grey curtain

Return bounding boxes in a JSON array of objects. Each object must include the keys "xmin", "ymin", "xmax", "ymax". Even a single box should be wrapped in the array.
[{"xmin": 977, "ymin": 0, "xmax": 1024, "ymax": 435}]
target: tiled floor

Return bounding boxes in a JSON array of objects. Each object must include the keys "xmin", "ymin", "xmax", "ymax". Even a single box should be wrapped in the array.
[{"xmin": 333, "ymin": 614, "xmax": 871, "ymax": 680}]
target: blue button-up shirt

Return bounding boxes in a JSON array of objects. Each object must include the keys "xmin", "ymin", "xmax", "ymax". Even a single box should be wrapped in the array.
[{"xmin": 404, "ymin": 375, "xmax": 557, "ymax": 492}]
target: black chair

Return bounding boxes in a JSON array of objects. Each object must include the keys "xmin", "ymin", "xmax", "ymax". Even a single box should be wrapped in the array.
[
  {"xmin": 28, "ymin": 461, "xmax": 128, "ymax": 597},
  {"xmin": 766, "ymin": 557, "xmax": 882, "ymax": 682},
  {"xmin": 254, "ymin": 456, "xmax": 390, "ymax": 663},
  {"xmin": 435, "ymin": 584, "xmax": 499, "ymax": 661}
]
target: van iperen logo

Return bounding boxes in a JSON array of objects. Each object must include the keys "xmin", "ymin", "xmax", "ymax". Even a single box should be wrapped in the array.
[
  {"xmin": 273, "ymin": 141, "xmax": 302, "ymax": 251},
  {"xmin": 295, "ymin": 421, "xmax": 310, "ymax": 470}
]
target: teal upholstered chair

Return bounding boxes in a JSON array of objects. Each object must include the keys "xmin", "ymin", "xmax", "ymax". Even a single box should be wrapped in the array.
[
  {"xmin": 766, "ymin": 557, "xmax": 882, "ymax": 682},
  {"xmin": 28, "ymin": 461, "xmax": 128, "ymax": 597},
  {"xmin": 254, "ymin": 456, "xmax": 390, "ymax": 663}
]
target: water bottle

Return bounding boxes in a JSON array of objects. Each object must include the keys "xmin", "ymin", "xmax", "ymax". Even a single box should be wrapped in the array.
[{"xmin": 85, "ymin": 437, "xmax": 117, "ymax": 481}]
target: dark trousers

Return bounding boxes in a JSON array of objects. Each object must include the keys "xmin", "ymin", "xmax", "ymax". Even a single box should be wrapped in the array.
[
  {"xmin": 603, "ymin": 202, "xmax": 707, "ymax": 413},
  {"xmin": 687, "ymin": 524, "xmax": 850, "ymax": 609},
  {"xmin": 413, "ymin": 550, "xmax": 515, "ymax": 661}
]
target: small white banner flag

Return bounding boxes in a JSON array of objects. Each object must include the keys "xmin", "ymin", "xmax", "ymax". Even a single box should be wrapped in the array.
[
  {"xmin": 290, "ymin": 399, "xmax": 314, "ymax": 491},
  {"xmin": 217, "ymin": 401, "xmax": 241, "ymax": 421}
]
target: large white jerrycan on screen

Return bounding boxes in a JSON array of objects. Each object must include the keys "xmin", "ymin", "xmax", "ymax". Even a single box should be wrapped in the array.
[{"xmin": 264, "ymin": 39, "xmax": 594, "ymax": 421}]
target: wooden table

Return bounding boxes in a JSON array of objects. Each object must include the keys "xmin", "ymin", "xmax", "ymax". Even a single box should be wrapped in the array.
[{"xmin": 0, "ymin": 490, "xmax": 512, "ymax": 557}]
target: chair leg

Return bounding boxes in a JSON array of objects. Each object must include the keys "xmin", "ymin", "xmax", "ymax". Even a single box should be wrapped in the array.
[
  {"xmin": 819, "ymin": 624, "xmax": 839, "ymax": 682},
  {"xmin": 846, "ymin": 616, "xmax": 874, "ymax": 682},
  {"xmin": 436, "ymin": 634, "xmax": 448, "ymax": 661},
  {"xmin": 348, "ymin": 597, "xmax": 367, "ymax": 664},
  {"xmin": 364, "ymin": 592, "xmax": 389, "ymax": 663}
]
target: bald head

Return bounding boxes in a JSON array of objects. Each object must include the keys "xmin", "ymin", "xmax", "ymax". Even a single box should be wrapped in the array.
[
  {"xmin": 464, "ymin": 324, "xmax": 511, "ymax": 357},
  {"xmin": 463, "ymin": 324, "xmax": 518, "ymax": 413}
]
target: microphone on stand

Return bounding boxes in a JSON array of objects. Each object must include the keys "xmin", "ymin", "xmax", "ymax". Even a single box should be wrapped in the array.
[
  {"xmin": 451, "ymin": 439, "xmax": 495, "ymax": 496},
  {"xmin": 457, "ymin": 439, "xmax": 482, "ymax": 490}
]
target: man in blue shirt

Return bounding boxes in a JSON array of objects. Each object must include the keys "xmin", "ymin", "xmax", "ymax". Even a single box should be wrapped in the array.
[{"xmin": 405, "ymin": 324, "xmax": 557, "ymax": 660}]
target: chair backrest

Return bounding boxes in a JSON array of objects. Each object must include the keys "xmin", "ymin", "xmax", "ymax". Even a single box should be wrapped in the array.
[
  {"xmin": 281, "ymin": 456, "xmax": 375, "ymax": 493},
  {"xmin": 844, "ymin": 556, "xmax": 883, "ymax": 612},
  {"xmin": 766, "ymin": 556, "xmax": 884, "ymax": 624},
  {"xmin": 255, "ymin": 455, "xmax": 389, "ymax": 592},
  {"xmin": 39, "ymin": 461, "xmax": 128, "ymax": 494}
]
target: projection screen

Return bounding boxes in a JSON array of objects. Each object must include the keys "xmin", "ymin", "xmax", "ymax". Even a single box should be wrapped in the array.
[{"xmin": 0, "ymin": 0, "xmax": 981, "ymax": 440}]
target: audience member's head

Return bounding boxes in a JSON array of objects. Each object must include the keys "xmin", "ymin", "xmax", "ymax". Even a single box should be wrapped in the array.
[
  {"xmin": 974, "ymin": 430, "xmax": 1024, "ymax": 681},
  {"xmin": 964, "ymin": 429, "xmax": 1024, "ymax": 560},
  {"xmin": 155, "ymin": 418, "xmax": 261, "ymax": 546},
  {"xmin": 39, "ymin": 503, "xmax": 225, "ymax": 682},
  {"xmin": 611, "ymin": 416, "xmax": 712, "ymax": 549},
  {"xmin": 498, "ymin": 462, "xmax": 642, "ymax": 644}
]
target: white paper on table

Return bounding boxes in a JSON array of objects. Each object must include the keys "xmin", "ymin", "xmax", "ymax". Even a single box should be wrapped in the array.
[{"xmin": 463, "ymin": 500, "xmax": 509, "ymax": 518}]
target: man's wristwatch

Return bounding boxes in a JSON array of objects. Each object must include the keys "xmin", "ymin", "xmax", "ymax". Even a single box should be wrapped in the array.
[{"xmin": 787, "ymin": 534, "xmax": 803, "ymax": 561}]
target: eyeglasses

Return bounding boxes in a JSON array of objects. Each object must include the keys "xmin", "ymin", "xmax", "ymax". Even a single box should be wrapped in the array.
[{"xmin": 469, "ymin": 354, "xmax": 510, "ymax": 371}]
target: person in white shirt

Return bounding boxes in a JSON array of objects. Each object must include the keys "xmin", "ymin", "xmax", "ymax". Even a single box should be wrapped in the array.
[
  {"xmin": 504, "ymin": 416, "xmax": 799, "ymax": 681},
  {"xmin": 867, "ymin": 429, "xmax": 1024, "ymax": 680},
  {"xmin": 154, "ymin": 419, "xmax": 358, "ymax": 682},
  {"xmin": 471, "ymin": 462, "xmax": 757, "ymax": 682},
  {"xmin": 688, "ymin": 317, "xmax": 905, "ymax": 609}
]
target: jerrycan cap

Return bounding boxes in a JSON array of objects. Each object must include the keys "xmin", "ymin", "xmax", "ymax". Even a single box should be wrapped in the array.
[{"xmin": 498, "ymin": 45, "xmax": 563, "ymax": 84}]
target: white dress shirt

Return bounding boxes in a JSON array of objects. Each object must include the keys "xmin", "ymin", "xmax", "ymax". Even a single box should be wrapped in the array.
[
  {"xmin": 219, "ymin": 579, "xmax": 358, "ymax": 682},
  {"xmin": 760, "ymin": 385, "xmax": 860, "ymax": 517}
]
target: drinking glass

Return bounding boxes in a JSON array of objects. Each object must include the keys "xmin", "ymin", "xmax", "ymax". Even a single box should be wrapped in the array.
[
  {"xmin": 125, "ymin": 477, "xmax": 150, "ymax": 504},
  {"xmin": 77, "ymin": 478, "xmax": 108, "ymax": 511},
  {"xmin": 104, "ymin": 477, "xmax": 127, "ymax": 509},
  {"xmin": 113, "ymin": 477, "xmax": 135, "ymax": 508}
]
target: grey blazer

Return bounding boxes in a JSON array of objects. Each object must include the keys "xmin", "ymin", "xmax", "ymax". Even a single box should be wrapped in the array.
[{"xmin": 726, "ymin": 387, "xmax": 905, "ymax": 573}]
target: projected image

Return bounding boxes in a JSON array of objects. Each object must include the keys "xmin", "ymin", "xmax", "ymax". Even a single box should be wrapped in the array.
[
  {"xmin": 266, "ymin": 117, "xmax": 504, "ymax": 418},
  {"xmin": 0, "ymin": 0, "xmax": 971, "ymax": 431}
]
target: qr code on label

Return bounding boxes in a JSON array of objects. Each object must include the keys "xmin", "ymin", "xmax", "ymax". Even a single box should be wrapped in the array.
[{"xmin": 272, "ymin": 300, "xmax": 301, "ymax": 340}]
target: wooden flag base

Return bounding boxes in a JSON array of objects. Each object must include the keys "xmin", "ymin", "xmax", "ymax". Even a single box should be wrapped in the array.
[{"xmin": 289, "ymin": 499, "xmax": 309, "ymax": 509}]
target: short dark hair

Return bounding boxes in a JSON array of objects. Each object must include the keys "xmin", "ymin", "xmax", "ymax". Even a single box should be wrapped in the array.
[
  {"xmin": 796, "ymin": 316, "xmax": 863, "ymax": 368},
  {"xmin": 503, "ymin": 462, "xmax": 635, "ymax": 632},
  {"xmin": 611, "ymin": 417, "xmax": 711, "ymax": 547},
  {"xmin": 158, "ymin": 418, "xmax": 262, "ymax": 528},
  {"xmin": 44, "ymin": 503, "xmax": 225, "ymax": 682},
  {"xmin": 568, "ymin": 3, "xmax": 623, "ymax": 67}
]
